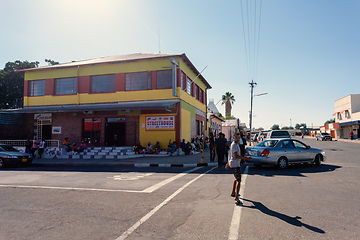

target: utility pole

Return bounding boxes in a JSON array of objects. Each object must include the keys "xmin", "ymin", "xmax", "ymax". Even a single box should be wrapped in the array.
[{"xmin": 249, "ymin": 80, "xmax": 257, "ymax": 146}]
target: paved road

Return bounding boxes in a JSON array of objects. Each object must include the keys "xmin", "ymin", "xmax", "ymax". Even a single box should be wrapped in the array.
[{"xmin": 0, "ymin": 137, "xmax": 359, "ymax": 239}]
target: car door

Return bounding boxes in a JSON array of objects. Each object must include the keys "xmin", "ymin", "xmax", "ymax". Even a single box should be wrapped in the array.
[
  {"xmin": 279, "ymin": 140, "xmax": 297, "ymax": 162},
  {"xmin": 293, "ymin": 140, "xmax": 313, "ymax": 161}
]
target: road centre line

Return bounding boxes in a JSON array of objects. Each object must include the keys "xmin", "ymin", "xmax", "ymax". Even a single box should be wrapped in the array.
[
  {"xmin": 0, "ymin": 167, "xmax": 204, "ymax": 194},
  {"xmin": 228, "ymin": 165, "xmax": 249, "ymax": 240},
  {"xmin": 116, "ymin": 166, "xmax": 217, "ymax": 240}
]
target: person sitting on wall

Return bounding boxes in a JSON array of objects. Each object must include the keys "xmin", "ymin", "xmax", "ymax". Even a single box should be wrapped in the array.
[
  {"xmin": 63, "ymin": 138, "xmax": 71, "ymax": 152},
  {"xmin": 145, "ymin": 142, "xmax": 155, "ymax": 154},
  {"xmin": 184, "ymin": 141, "xmax": 192, "ymax": 155},
  {"xmin": 71, "ymin": 143, "xmax": 80, "ymax": 154},
  {"xmin": 180, "ymin": 139, "xmax": 186, "ymax": 152},
  {"xmin": 134, "ymin": 141, "xmax": 144, "ymax": 154},
  {"xmin": 79, "ymin": 141, "xmax": 87, "ymax": 152},
  {"xmin": 167, "ymin": 140, "xmax": 176, "ymax": 156},
  {"xmin": 154, "ymin": 141, "xmax": 161, "ymax": 154}
]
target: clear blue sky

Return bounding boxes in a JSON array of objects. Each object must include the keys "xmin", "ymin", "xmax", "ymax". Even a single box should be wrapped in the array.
[{"xmin": 1, "ymin": 0, "xmax": 359, "ymax": 129}]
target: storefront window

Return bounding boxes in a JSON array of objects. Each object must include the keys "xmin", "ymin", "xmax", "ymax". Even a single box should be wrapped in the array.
[
  {"xmin": 82, "ymin": 118, "xmax": 101, "ymax": 144},
  {"xmin": 30, "ymin": 80, "xmax": 45, "ymax": 96},
  {"xmin": 55, "ymin": 77, "xmax": 77, "ymax": 95}
]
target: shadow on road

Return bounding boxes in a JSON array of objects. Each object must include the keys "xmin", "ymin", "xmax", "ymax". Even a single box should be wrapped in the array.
[
  {"xmin": 242, "ymin": 198, "xmax": 326, "ymax": 234},
  {"xmin": 247, "ymin": 163, "xmax": 341, "ymax": 177}
]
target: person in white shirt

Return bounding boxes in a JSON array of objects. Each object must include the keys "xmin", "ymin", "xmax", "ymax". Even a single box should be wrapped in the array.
[
  {"xmin": 226, "ymin": 133, "xmax": 252, "ymax": 205},
  {"xmin": 38, "ymin": 139, "xmax": 46, "ymax": 159}
]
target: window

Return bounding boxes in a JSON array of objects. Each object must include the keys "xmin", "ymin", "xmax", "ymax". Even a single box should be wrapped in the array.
[
  {"xmin": 186, "ymin": 78, "xmax": 192, "ymax": 95},
  {"xmin": 337, "ymin": 113, "xmax": 342, "ymax": 120},
  {"xmin": 126, "ymin": 72, "xmax": 151, "ymax": 91},
  {"xmin": 293, "ymin": 140, "xmax": 307, "ymax": 149},
  {"xmin": 280, "ymin": 140, "xmax": 295, "ymax": 149},
  {"xmin": 157, "ymin": 70, "xmax": 172, "ymax": 89},
  {"xmin": 91, "ymin": 75, "xmax": 115, "ymax": 93},
  {"xmin": 29, "ymin": 80, "xmax": 45, "ymax": 96},
  {"xmin": 82, "ymin": 118, "xmax": 101, "ymax": 144},
  {"xmin": 195, "ymin": 85, "xmax": 198, "ymax": 99},
  {"xmin": 345, "ymin": 110, "xmax": 351, "ymax": 118},
  {"xmin": 199, "ymin": 89, "xmax": 204, "ymax": 103},
  {"xmin": 55, "ymin": 77, "xmax": 77, "ymax": 95},
  {"xmin": 181, "ymin": 72, "xmax": 184, "ymax": 90}
]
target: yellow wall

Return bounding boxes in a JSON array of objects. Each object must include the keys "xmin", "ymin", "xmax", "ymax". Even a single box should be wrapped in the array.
[
  {"xmin": 139, "ymin": 114, "xmax": 176, "ymax": 150},
  {"xmin": 181, "ymin": 109, "xmax": 191, "ymax": 142}
]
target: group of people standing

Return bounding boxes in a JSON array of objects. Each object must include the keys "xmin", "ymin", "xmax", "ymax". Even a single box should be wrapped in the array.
[{"xmin": 25, "ymin": 138, "xmax": 46, "ymax": 159}]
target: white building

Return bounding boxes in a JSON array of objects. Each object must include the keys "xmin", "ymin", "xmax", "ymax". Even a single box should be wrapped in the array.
[{"xmin": 334, "ymin": 94, "xmax": 360, "ymax": 139}]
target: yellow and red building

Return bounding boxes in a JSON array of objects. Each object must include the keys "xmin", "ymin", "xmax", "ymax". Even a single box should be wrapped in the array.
[{"xmin": 19, "ymin": 53, "xmax": 211, "ymax": 149}]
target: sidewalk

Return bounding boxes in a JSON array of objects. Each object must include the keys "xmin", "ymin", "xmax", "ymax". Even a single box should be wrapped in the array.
[{"xmin": 32, "ymin": 148, "xmax": 218, "ymax": 168}]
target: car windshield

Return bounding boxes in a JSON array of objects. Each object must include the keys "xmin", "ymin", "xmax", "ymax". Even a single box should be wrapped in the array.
[
  {"xmin": 255, "ymin": 140, "xmax": 278, "ymax": 148},
  {"xmin": 272, "ymin": 131, "xmax": 289, "ymax": 136},
  {"xmin": 0, "ymin": 145, "xmax": 19, "ymax": 152}
]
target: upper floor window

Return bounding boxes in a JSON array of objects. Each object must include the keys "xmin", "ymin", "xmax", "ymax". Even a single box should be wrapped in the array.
[
  {"xmin": 55, "ymin": 77, "xmax": 77, "ymax": 95},
  {"xmin": 29, "ymin": 80, "xmax": 45, "ymax": 96},
  {"xmin": 345, "ymin": 110, "xmax": 351, "ymax": 118},
  {"xmin": 157, "ymin": 70, "xmax": 172, "ymax": 89},
  {"xmin": 91, "ymin": 75, "xmax": 115, "ymax": 93},
  {"xmin": 186, "ymin": 78, "xmax": 192, "ymax": 95},
  {"xmin": 195, "ymin": 85, "xmax": 198, "ymax": 99},
  {"xmin": 181, "ymin": 72, "xmax": 185, "ymax": 90},
  {"xmin": 126, "ymin": 72, "xmax": 151, "ymax": 91}
]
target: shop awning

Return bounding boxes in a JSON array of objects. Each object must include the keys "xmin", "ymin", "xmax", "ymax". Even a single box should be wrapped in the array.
[{"xmin": 2, "ymin": 100, "xmax": 180, "ymax": 113}]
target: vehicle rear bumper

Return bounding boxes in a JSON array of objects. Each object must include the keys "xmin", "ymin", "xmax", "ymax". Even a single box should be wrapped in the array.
[{"xmin": 246, "ymin": 156, "xmax": 278, "ymax": 165}]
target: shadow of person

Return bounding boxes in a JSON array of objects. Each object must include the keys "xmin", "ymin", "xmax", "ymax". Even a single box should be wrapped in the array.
[{"xmin": 242, "ymin": 198, "xmax": 325, "ymax": 234}]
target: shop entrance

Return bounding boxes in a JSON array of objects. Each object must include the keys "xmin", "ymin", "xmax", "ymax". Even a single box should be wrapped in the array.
[{"xmin": 105, "ymin": 119, "xmax": 126, "ymax": 146}]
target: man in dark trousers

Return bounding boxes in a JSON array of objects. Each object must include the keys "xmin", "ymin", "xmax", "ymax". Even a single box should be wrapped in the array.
[
  {"xmin": 209, "ymin": 132, "xmax": 215, "ymax": 162},
  {"xmin": 213, "ymin": 132, "xmax": 228, "ymax": 170}
]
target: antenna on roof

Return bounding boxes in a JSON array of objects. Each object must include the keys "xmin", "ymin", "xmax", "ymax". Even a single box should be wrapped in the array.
[{"xmin": 158, "ymin": 21, "xmax": 161, "ymax": 54}]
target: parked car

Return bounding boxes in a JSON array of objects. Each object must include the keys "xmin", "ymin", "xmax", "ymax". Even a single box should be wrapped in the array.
[
  {"xmin": 316, "ymin": 132, "xmax": 332, "ymax": 141},
  {"xmin": 265, "ymin": 130, "xmax": 291, "ymax": 139},
  {"xmin": 0, "ymin": 144, "xmax": 33, "ymax": 168},
  {"xmin": 245, "ymin": 138, "xmax": 326, "ymax": 169}
]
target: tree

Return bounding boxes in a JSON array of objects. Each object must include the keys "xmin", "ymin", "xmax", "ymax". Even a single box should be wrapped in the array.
[
  {"xmin": 221, "ymin": 92, "xmax": 235, "ymax": 118},
  {"xmin": 258, "ymin": 127, "xmax": 264, "ymax": 131},
  {"xmin": 281, "ymin": 126, "xmax": 294, "ymax": 130},
  {"xmin": 271, "ymin": 124, "xmax": 280, "ymax": 130},
  {"xmin": 0, "ymin": 60, "xmax": 39, "ymax": 109},
  {"xmin": 324, "ymin": 118, "xmax": 335, "ymax": 125},
  {"xmin": 45, "ymin": 59, "xmax": 59, "ymax": 65}
]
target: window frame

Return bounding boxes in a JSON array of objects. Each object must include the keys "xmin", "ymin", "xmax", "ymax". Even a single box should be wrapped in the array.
[
  {"xmin": 90, "ymin": 74, "xmax": 115, "ymax": 93},
  {"xmin": 125, "ymin": 71, "xmax": 152, "ymax": 91},
  {"xmin": 156, "ymin": 70, "xmax": 172, "ymax": 89},
  {"xmin": 55, "ymin": 77, "xmax": 77, "ymax": 95},
  {"xmin": 29, "ymin": 80, "xmax": 45, "ymax": 96}
]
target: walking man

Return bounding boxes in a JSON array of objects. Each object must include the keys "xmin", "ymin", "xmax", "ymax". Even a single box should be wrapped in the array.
[
  {"xmin": 226, "ymin": 133, "xmax": 252, "ymax": 205},
  {"xmin": 213, "ymin": 132, "xmax": 228, "ymax": 170}
]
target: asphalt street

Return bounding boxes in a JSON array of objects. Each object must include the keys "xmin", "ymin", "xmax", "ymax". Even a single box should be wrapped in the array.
[{"xmin": 0, "ymin": 137, "xmax": 359, "ymax": 240}]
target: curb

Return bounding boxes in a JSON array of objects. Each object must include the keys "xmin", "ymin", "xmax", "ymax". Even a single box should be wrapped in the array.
[{"xmin": 32, "ymin": 162, "xmax": 218, "ymax": 168}]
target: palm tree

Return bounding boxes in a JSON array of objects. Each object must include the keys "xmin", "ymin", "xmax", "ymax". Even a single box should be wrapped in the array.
[{"xmin": 221, "ymin": 92, "xmax": 235, "ymax": 118}]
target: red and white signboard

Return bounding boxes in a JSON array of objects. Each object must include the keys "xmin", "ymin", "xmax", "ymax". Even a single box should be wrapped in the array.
[{"xmin": 146, "ymin": 116, "xmax": 175, "ymax": 130}]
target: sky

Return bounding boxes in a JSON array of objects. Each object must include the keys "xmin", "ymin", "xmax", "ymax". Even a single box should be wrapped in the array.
[{"xmin": 1, "ymin": 0, "xmax": 359, "ymax": 130}]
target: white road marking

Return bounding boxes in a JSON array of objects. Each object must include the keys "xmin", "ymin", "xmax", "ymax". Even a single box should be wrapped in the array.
[
  {"xmin": 0, "ymin": 167, "xmax": 203, "ymax": 194},
  {"xmin": 0, "ymin": 184, "xmax": 142, "ymax": 193},
  {"xmin": 107, "ymin": 172, "xmax": 154, "ymax": 181},
  {"xmin": 228, "ymin": 165, "xmax": 249, "ymax": 240},
  {"xmin": 116, "ymin": 166, "xmax": 217, "ymax": 240},
  {"xmin": 142, "ymin": 167, "xmax": 202, "ymax": 193}
]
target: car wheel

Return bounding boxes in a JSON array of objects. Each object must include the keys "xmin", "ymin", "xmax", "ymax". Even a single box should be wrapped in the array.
[
  {"xmin": 277, "ymin": 157, "xmax": 288, "ymax": 169},
  {"xmin": 0, "ymin": 158, "xmax": 3, "ymax": 168},
  {"xmin": 315, "ymin": 154, "xmax": 322, "ymax": 166}
]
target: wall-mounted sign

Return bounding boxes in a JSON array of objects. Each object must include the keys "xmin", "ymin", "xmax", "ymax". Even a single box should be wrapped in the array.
[
  {"xmin": 52, "ymin": 126, "xmax": 61, "ymax": 134},
  {"xmin": 146, "ymin": 116, "xmax": 175, "ymax": 130},
  {"xmin": 34, "ymin": 113, "xmax": 52, "ymax": 120}
]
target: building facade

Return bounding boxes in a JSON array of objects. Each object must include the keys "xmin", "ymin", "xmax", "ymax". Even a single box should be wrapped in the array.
[
  {"xmin": 18, "ymin": 53, "xmax": 211, "ymax": 149},
  {"xmin": 334, "ymin": 94, "xmax": 360, "ymax": 139}
]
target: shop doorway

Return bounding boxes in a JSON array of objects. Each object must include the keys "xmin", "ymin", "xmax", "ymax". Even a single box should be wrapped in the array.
[
  {"xmin": 42, "ymin": 125, "xmax": 52, "ymax": 140},
  {"xmin": 105, "ymin": 122, "xmax": 125, "ymax": 146}
]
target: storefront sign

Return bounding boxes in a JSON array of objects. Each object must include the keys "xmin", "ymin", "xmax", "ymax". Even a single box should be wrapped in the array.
[
  {"xmin": 146, "ymin": 116, "xmax": 175, "ymax": 130},
  {"xmin": 52, "ymin": 126, "xmax": 61, "ymax": 134},
  {"xmin": 34, "ymin": 113, "xmax": 52, "ymax": 120}
]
